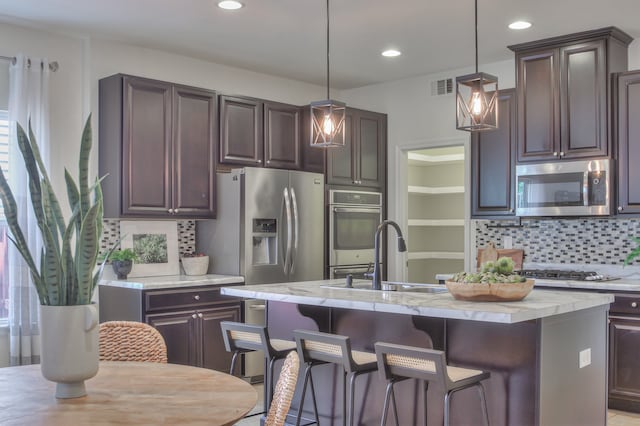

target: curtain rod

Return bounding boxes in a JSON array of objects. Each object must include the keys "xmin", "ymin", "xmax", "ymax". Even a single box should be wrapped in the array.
[{"xmin": 0, "ymin": 55, "xmax": 59, "ymax": 72}]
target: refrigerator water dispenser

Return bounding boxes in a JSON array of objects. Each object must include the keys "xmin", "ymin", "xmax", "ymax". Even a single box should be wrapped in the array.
[{"xmin": 252, "ymin": 219, "xmax": 277, "ymax": 265}]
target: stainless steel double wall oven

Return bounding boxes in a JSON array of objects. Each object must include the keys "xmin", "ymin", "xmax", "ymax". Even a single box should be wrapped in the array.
[{"xmin": 328, "ymin": 190, "xmax": 383, "ymax": 279}]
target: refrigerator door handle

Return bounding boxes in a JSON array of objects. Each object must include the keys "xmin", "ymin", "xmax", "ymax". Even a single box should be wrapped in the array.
[
  {"xmin": 290, "ymin": 187, "xmax": 299, "ymax": 274},
  {"xmin": 283, "ymin": 187, "xmax": 293, "ymax": 274}
]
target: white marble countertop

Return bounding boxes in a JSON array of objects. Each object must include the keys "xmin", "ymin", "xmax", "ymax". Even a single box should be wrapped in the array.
[
  {"xmin": 220, "ymin": 279, "xmax": 613, "ymax": 324},
  {"xmin": 435, "ymin": 273, "xmax": 640, "ymax": 292},
  {"xmin": 99, "ymin": 274, "xmax": 244, "ymax": 290}
]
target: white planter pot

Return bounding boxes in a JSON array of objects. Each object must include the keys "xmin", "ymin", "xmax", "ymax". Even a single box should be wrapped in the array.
[
  {"xmin": 39, "ymin": 304, "xmax": 99, "ymax": 398},
  {"xmin": 181, "ymin": 256, "xmax": 209, "ymax": 276}
]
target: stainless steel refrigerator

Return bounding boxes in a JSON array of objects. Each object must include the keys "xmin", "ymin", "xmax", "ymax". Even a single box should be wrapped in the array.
[{"xmin": 196, "ymin": 167, "xmax": 325, "ymax": 378}]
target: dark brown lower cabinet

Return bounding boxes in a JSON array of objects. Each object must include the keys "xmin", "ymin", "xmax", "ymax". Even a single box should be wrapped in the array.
[
  {"xmin": 99, "ymin": 283, "xmax": 242, "ymax": 371},
  {"xmin": 609, "ymin": 294, "xmax": 640, "ymax": 412}
]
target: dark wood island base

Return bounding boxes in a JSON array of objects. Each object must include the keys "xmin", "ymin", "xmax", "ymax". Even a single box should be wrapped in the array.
[{"xmin": 266, "ymin": 301, "xmax": 607, "ymax": 426}]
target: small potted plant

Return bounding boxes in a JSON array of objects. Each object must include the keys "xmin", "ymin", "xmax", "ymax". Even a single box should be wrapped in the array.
[
  {"xmin": 181, "ymin": 253, "xmax": 209, "ymax": 276},
  {"xmin": 108, "ymin": 249, "xmax": 138, "ymax": 280}
]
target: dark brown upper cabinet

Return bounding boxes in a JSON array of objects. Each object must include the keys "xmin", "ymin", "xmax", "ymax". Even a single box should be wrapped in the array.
[
  {"xmin": 264, "ymin": 101, "xmax": 301, "ymax": 169},
  {"xmin": 99, "ymin": 74, "xmax": 216, "ymax": 219},
  {"xmin": 219, "ymin": 96, "xmax": 303, "ymax": 170},
  {"xmin": 326, "ymin": 108, "xmax": 387, "ymax": 189},
  {"xmin": 299, "ymin": 107, "xmax": 326, "ymax": 174},
  {"xmin": 509, "ymin": 27, "xmax": 632, "ymax": 163},
  {"xmin": 615, "ymin": 70, "xmax": 640, "ymax": 215},
  {"xmin": 219, "ymin": 96, "xmax": 263, "ymax": 167},
  {"xmin": 471, "ymin": 89, "xmax": 517, "ymax": 218}
]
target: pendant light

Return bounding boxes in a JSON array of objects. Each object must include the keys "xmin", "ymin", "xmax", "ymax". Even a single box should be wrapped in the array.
[
  {"xmin": 455, "ymin": 0, "xmax": 498, "ymax": 131},
  {"xmin": 310, "ymin": 0, "xmax": 346, "ymax": 148}
]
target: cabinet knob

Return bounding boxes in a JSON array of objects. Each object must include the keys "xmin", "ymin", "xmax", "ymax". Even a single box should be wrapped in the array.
[
  {"xmin": 618, "ymin": 206, "xmax": 624, "ymax": 212},
  {"xmin": 553, "ymin": 152, "xmax": 558, "ymax": 156},
  {"xmin": 194, "ymin": 295, "xmax": 200, "ymax": 301},
  {"xmin": 192, "ymin": 313, "xmax": 197, "ymax": 319},
  {"xmin": 632, "ymin": 302, "xmax": 638, "ymax": 308},
  {"xmin": 174, "ymin": 209, "xmax": 179, "ymax": 214},
  {"xmin": 266, "ymin": 160, "xmax": 270, "ymax": 164},
  {"xmin": 559, "ymin": 152, "xmax": 565, "ymax": 157},
  {"xmin": 256, "ymin": 160, "xmax": 261, "ymax": 163},
  {"xmin": 509, "ymin": 208, "xmax": 514, "ymax": 213},
  {"xmin": 168, "ymin": 208, "xmax": 174, "ymax": 213},
  {"xmin": 198, "ymin": 312, "xmax": 204, "ymax": 318}
]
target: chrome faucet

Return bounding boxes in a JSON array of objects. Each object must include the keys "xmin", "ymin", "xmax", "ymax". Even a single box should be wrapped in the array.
[{"xmin": 366, "ymin": 220, "xmax": 407, "ymax": 290}]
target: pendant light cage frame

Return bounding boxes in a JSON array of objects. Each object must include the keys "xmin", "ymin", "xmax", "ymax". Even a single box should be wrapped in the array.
[
  {"xmin": 310, "ymin": 99, "xmax": 346, "ymax": 147},
  {"xmin": 456, "ymin": 72, "xmax": 498, "ymax": 131},
  {"xmin": 455, "ymin": 0, "xmax": 499, "ymax": 132},
  {"xmin": 310, "ymin": 0, "xmax": 346, "ymax": 148}
]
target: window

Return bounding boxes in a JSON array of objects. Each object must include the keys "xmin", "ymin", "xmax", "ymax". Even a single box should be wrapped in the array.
[{"xmin": 0, "ymin": 110, "xmax": 8, "ymax": 319}]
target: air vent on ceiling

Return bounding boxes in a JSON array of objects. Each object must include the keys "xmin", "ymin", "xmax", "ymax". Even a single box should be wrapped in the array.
[{"xmin": 430, "ymin": 78, "xmax": 453, "ymax": 96}]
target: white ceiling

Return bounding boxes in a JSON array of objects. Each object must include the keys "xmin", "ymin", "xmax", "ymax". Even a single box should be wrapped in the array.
[{"xmin": 1, "ymin": 0, "xmax": 640, "ymax": 89}]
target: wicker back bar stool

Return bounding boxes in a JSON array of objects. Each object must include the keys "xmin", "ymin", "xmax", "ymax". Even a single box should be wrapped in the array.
[
  {"xmin": 375, "ymin": 342, "xmax": 490, "ymax": 426},
  {"xmin": 220, "ymin": 321, "xmax": 296, "ymax": 414},
  {"xmin": 99, "ymin": 321, "xmax": 168, "ymax": 363},
  {"xmin": 265, "ymin": 351, "xmax": 300, "ymax": 426},
  {"xmin": 293, "ymin": 329, "xmax": 378, "ymax": 426}
]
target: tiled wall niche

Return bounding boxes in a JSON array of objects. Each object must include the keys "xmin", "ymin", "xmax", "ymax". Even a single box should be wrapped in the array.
[
  {"xmin": 99, "ymin": 219, "xmax": 196, "ymax": 257},
  {"xmin": 475, "ymin": 218, "xmax": 640, "ymax": 265}
]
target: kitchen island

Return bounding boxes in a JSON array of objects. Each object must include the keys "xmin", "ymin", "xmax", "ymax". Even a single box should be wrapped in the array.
[{"xmin": 222, "ymin": 280, "xmax": 613, "ymax": 426}]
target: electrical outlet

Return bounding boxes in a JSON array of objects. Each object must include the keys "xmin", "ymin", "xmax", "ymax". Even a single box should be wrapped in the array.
[
  {"xmin": 579, "ymin": 348, "xmax": 591, "ymax": 368},
  {"xmin": 503, "ymin": 236, "xmax": 513, "ymax": 249}
]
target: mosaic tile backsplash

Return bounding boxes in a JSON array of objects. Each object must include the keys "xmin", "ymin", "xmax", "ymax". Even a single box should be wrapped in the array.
[
  {"xmin": 476, "ymin": 218, "xmax": 640, "ymax": 265},
  {"xmin": 99, "ymin": 219, "xmax": 196, "ymax": 257}
]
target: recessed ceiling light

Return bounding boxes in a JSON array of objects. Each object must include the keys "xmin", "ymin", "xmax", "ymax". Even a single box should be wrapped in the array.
[
  {"xmin": 218, "ymin": 1, "xmax": 243, "ymax": 10},
  {"xmin": 382, "ymin": 49, "xmax": 402, "ymax": 58},
  {"xmin": 508, "ymin": 21, "xmax": 532, "ymax": 30}
]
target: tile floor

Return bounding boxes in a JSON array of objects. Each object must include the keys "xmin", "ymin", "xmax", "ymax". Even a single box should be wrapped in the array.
[{"xmin": 235, "ymin": 383, "xmax": 640, "ymax": 425}]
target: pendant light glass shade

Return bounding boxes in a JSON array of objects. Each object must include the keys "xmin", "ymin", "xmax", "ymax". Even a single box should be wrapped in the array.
[
  {"xmin": 310, "ymin": 0, "xmax": 346, "ymax": 148},
  {"xmin": 310, "ymin": 99, "xmax": 346, "ymax": 147},
  {"xmin": 456, "ymin": 72, "xmax": 498, "ymax": 131},
  {"xmin": 455, "ymin": 0, "xmax": 498, "ymax": 132}
]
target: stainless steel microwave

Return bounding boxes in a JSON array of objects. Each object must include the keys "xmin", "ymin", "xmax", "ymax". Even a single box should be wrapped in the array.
[{"xmin": 515, "ymin": 159, "xmax": 610, "ymax": 216}]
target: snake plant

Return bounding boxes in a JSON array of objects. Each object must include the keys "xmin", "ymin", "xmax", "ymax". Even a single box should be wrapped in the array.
[{"xmin": 0, "ymin": 115, "xmax": 112, "ymax": 305}]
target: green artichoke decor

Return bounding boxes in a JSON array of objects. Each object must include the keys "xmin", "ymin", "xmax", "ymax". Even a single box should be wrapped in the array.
[{"xmin": 0, "ymin": 115, "xmax": 111, "ymax": 306}]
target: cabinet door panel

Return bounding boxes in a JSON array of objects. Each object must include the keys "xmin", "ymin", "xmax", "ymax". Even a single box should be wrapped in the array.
[
  {"xmin": 300, "ymin": 107, "xmax": 326, "ymax": 173},
  {"xmin": 173, "ymin": 86, "xmax": 216, "ymax": 217},
  {"xmin": 326, "ymin": 112, "xmax": 355, "ymax": 185},
  {"xmin": 617, "ymin": 71, "xmax": 640, "ymax": 214},
  {"xmin": 471, "ymin": 89, "xmax": 516, "ymax": 217},
  {"xmin": 561, "ymin": 40, "xmax": 607, "ymax": 157},
  {"xmin": 146, "ymin": 311, "xmax": 197, "ymax": 366},
  {"xmin": 609, "ymin": 316, "xmax": 640, "ymax": 409},
  {"xmin": 219, "ymin": 96, "xmax": 263, "ymax": 166},
  {"xmin": 200, "ymin": 305, "xmax": 242, "ymax": 372},
  {"xmin": 122, "ymin": 76, "xmax": 172, "ymax": 215},
  {"xmin": 517, "ymin": 50, "xmax": 559, "ymax": 162},
  {"xmin": 264, "ymin": 102, "xmax": 301, "ymax": 170},
  {"xmin": 358, "ymin": 112, "xmax": 385, "ymax": 189}
]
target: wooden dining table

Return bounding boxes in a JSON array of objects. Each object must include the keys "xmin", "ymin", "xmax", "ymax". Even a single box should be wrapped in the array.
[{"xmin": 0, "ymin": 361, "xmax": 258, "ymax": 425}]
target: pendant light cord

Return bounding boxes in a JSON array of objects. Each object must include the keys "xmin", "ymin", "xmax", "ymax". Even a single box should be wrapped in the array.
[
  {"xmin": 326, "ymin": 0, "xmax": 330, "ymax": 99},
  {"xmin": 475, "ymin": 0, "xmax": 478, "ymax": 73}
]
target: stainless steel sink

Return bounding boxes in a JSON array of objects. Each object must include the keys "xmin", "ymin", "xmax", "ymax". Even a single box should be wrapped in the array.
[{"xmin": 321, "ymin": 281, "xmax": 448, "ymax": 294}]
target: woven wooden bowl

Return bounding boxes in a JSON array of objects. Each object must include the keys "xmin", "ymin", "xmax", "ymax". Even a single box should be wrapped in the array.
[{"xmin": 445, "ymin": 279, "xmax": 535, "ymax": 302}]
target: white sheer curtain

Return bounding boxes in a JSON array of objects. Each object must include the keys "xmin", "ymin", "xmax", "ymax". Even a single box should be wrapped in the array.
[{"xmin": 8, "ymin": 54, "xmax": 51, "ymax": 366}]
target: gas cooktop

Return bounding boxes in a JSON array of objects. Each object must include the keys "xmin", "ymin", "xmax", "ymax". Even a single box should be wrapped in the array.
[{"xmin": 517, "ymin": 269, "xmax": 620, "ymax": 282}]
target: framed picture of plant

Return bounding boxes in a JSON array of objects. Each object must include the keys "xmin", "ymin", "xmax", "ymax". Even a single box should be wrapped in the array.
[{"xmin": 119, "ymin": 221, "xmax": 180, "ymax": 277}]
